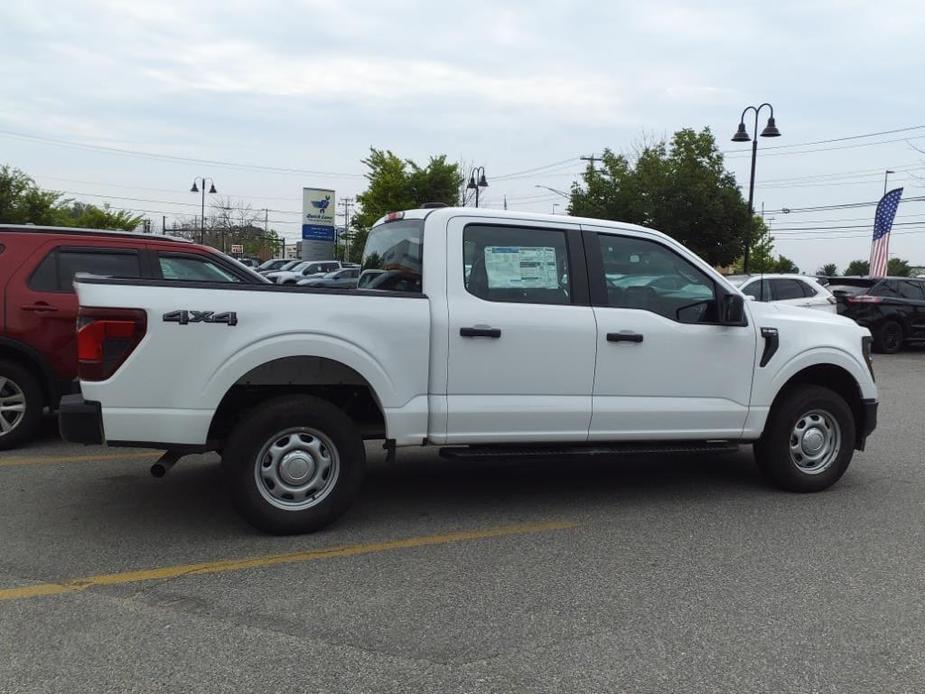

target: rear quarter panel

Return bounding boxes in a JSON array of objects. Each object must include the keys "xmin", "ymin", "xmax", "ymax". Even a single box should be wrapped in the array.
[{"xmin": 75, "ymin": 281, "xmax": 431, "ymax": 446}]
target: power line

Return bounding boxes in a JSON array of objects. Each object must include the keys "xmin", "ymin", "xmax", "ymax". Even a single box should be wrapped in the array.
[
  {"xmin": 764, "ymin": 195, "xmax": 925, "ymax": 215},
  {"xmin": 725, "ymin": 133, "xmax": 925, "ymax": 159},
  {"xmin": 723, "ymin": 124, "xmax": 925, "ymax": 154},
  {"xmin": 492, "ymin": 157, "xmax": 580, "ymax": 181},
  {"xmin": 0, "ymin": 128, "xmax": 365, "ymax": 178}
]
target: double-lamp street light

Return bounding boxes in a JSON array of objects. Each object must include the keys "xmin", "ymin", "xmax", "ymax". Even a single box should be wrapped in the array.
[
  {"xmin": 732, "ymin": 103, "xmax": 781, "ymax": 274},
  {"xmin": 467, "ymin": 167, "xmax": 488, "ymax": 207},
  {"xmin": 190, "ymin": 176, "xmax": 217, "ymax": 245}
]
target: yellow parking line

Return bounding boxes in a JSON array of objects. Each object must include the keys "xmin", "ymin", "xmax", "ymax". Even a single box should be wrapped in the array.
[
  {"xmin": 0, "ymin": 520, "xmax": 577, "ymax": 603},
  {"xmin": 0, "ymin": 451, "xmax": 161, "ymax": 468}
]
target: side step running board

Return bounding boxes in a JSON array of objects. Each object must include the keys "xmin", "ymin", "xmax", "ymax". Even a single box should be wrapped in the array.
[{"xmin": 439, "ymin": 441, "xmax": 739, "ymax": 461}]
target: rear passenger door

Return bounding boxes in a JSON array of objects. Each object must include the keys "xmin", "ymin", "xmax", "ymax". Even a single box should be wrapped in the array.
[
  {"xmin": 443, "ymin": 217, "xmax": 597, "ymax": 443},
  {"xmin": 895, "ymin": 280, "xmax": 925, "ymax": 337},
  {"xmin": 6, "ymin": 242, "xmax": 143, "ymax": 381}
]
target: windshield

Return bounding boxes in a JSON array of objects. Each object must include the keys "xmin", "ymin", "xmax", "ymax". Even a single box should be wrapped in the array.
[{"xmin": 361, "ymin": 219, "xmax": 424, "ymax": 292}]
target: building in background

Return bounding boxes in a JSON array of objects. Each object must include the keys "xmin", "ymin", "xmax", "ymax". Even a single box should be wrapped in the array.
[{"xmin": 301, "ymin": 187, "xmax": 336, "ymax": 260}]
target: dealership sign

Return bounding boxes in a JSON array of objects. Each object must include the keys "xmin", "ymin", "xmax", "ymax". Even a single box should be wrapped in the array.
[{"xmin": 302, "ymin": 188, "xmax": 336, "ymax": 241}]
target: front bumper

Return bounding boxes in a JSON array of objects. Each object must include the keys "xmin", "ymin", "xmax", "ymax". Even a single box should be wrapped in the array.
[
  {"xmin": 58, "ymin": 394, "xmax": 104, "ymax": 445},
  {"xmin": 858, "ymin": 398, "xmax": 878, "ymax": 449}
]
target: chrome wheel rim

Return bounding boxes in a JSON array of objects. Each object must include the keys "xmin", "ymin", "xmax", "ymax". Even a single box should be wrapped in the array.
[
  {"xmin": 789, "ymin": 409, "xmax": 841, "ymax": 475},
  {"xmin": 0, "ymin": 376, "xmax": 26, "ymax": 437},
  {"xmin": 254, "ymin": 427, "xmax": 340, "ymax": 511}
]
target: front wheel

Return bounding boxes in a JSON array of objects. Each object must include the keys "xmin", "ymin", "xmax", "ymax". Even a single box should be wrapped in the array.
[
  {"xmin": 754, "ymin": 385, "xmax": 856, "ymax": 493},
  {"xmin": 223, "ymin": 395, "xmax": 366, "ymax": 534}
]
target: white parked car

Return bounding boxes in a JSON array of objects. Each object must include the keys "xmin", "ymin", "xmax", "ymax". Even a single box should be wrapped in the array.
[
  {"xmin": 61, "ymin": 208, "xmax": 877, "ymax": 534},
  {"xmin": 268, "ymin": 260, "xmax": 342, "ymax": 285},
  {"xmin": 727, "ymin": 274, "xmax": 837, "ymax": 313}
]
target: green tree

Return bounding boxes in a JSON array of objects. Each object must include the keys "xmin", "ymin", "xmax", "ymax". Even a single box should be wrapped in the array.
[
  {"xmin": 772, "ymin": 256, "xmax": 799, "ymax": 273},
  {"xmin": 350, "ymin": 149, "xmax": 460, "ymax": 263},
  {"xmin": 55, "ymin": 201, "xmax": 143, "ymax": 231},
  {"xmin": 0, "ymin": 164, "xmax": 143, "ymax": 230},
  {"xmin": 888, "ymin": 257, "xmax": 912, "ymax": 277},
  {"xmin": 0, "ymin": 165, "xmax": 62, "ymax": 225},
  {"xmin": 569, "ymin": 128, "xmax": 752, "ymax": 267},
  {"xmin": 845, "ymin": 259, "xmax": 870, "ymax": 276},
  {"xmin": 818, "ymin": 263, "xmax": 839, "ymax": 277}
]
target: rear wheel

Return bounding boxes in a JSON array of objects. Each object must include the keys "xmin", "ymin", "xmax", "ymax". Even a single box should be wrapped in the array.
[
  {"xmin": 223, "ymin": 395, "xmax": 366, "ymax": 534},
  {"xmin": 874, "ymin": 320, "xmax": 904, "ymax": 354},
  {"xmin": 754, "ymin": 385, "xmax": 855, "ymax": 493},
  {"xmin": 0, "ymin": 360, "xmax": 44, "ymax": 450}
]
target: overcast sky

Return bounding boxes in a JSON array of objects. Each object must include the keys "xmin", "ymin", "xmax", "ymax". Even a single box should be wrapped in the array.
[{"xmin": 1, "ymin": 0, "xmax": 924, "ymax": 271}]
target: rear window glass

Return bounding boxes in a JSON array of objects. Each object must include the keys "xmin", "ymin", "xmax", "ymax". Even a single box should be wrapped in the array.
[
  {"xmin": 771, "ymin": 279, "xmax": 806, "ymax": 301},
  {"xmin": 361, "ymin": 219, "xmax": 423, "ymax": 292},
  {"xmin": 159, "ymin": 255, "xmax": 240, "ymax": 282},
  {"xmin": 30, "ymin": 249, "xmax": 141, "ymax": 292}
]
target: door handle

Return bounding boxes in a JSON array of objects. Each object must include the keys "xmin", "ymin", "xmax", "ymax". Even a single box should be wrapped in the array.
[
  {"xmin": 607, "ymin": 332, "xmax": 643, "ymax": 343},
  {"xmin": 21, "ymin": 303, "xmax": 58, "ymax": 313},
  {"xmin": 460, "ymin": 327, "xmax": 501, "ymax": 338}
]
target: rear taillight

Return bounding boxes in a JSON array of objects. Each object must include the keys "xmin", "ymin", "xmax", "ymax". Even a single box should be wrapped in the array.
[
  {"xmin": 847, "ymin": 294, "xmax": 882, "ymax": 304},
  {"xmin": 77, "ymin": 308, "xmax": 147, "ymax": 381}
]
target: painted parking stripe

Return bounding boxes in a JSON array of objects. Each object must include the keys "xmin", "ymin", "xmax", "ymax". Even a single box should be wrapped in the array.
[
  {"xmin": 0, "ymin": 520, "xmax": 578, "ymax": 603},
  {"xmin": 0, "ymin": 451, "xmax": 160, "ymax": 468}
]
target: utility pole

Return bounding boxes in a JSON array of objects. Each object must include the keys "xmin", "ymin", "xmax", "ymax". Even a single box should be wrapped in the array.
[
  {"xmin": 264, "ymin": 208, "xmax": 269, "ymax": 233},
  {"xmin": 580, "ymin": 154, "xmax": 601, "ymax": 171},
  {"xmin": 503, "ymin": 194, "xmax": 508, "ymax": 211},
  {"xmin": 338, "ymin": 197, "xmax": 354, "ymax": 261},
  {"xmin": 162, "ymin": 215, "xmax": 166, "ymax": 235}
]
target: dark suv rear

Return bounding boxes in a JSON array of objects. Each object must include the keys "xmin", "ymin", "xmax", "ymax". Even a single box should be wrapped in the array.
[
  {"xmin": 0, "ymin": 225, "xmax": 264, "ymax": 449},
  {"xmin": 829, "ymin": 276, "xmax": 925, "ymax": 353}
]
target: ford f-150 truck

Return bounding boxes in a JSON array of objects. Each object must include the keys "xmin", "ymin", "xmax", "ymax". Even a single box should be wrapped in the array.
[{"xmin": 59, "ymin": 207, "xmax": 878, "ymax": 534}]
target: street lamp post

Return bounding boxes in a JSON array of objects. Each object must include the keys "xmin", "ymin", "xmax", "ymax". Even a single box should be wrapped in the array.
[
  {"xmin": 884, "ymin": 170, "xmax": 895, "ymax": 195},
  {"xmin": 190, "ymin": 177, "xmax": 217, "ymax": 246},
  {"xmin": 467, "ymin": 167, "xmax": 488, "ymax": 207},
  {"xmin": 732, "ymin": 104, "xmax": 781, "ymax": 274},
  {"xmin": 534, "ymin": 184, "xmax": 570, "ymax": 199}
]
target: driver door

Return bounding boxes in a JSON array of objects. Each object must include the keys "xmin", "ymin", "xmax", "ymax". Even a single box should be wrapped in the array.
[{"xmin": 584, "ymin": 227, "xmax": 757, "ymax": 440}]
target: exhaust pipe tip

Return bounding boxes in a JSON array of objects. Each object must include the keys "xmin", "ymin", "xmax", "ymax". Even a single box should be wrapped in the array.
[{"xmin": 150, "ymin": 452, "xmax": 180, "ymax": 478}]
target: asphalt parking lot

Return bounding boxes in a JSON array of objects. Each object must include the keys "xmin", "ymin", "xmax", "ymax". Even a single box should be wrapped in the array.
[{"xmin": 1, "ymin": 352, "xmax": 924, "ymax": 694}]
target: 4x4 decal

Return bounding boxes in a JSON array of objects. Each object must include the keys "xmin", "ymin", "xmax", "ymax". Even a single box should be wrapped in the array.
[{"xmin": 162, "ymin": 310, "xmax": 237, "ymax": 326}]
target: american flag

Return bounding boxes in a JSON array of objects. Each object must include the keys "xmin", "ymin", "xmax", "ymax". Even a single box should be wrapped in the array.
[{"xmin": 869, "ymin": 187, "xmax": 903, "ymax": 277}]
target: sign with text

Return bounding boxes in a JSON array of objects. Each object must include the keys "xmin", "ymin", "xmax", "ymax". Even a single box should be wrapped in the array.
[
  {"xmin": 302, "ymin": 188, "xmax": 335, "ymax": 241},
  {"xmin": 230, "ymin": 244, "xmax": 244, "ymax": 254}
]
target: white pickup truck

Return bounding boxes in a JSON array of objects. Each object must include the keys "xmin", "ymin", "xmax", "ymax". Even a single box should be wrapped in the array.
[{"xmin": 60, "ymin": 207, "xmax": 878, "ymax": 534}]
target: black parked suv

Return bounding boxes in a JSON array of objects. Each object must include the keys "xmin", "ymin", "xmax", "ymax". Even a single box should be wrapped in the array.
[{"xmin": 828, "ymin": 276, "xmax": 925, "ymax": 353}]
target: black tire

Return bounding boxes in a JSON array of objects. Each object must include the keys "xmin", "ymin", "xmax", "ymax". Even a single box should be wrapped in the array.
[
  {"xmin": 873, "ymin": 320, "xmax": 904, "ymax": 354},
  {"xmin": 754, "ymin": 385, "xmax": 856, "ymax": 493},
  {"xmin": 223, "ymin": 395, "xmax": 366, "ymax": 534},
  {"xmin": 0, "ymin": 359, "xmax": 44, "ymax": 451}
]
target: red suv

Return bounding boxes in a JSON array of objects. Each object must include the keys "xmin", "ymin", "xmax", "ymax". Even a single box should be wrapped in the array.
[{"xmin": 0, "ymin": 225, "xmax": 264, "ymax": 449}]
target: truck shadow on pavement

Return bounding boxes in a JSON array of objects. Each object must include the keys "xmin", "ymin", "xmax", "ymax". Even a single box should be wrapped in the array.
[{"xmin": 71, "ymin": 446, "xmax": 766, "ymax": 538}]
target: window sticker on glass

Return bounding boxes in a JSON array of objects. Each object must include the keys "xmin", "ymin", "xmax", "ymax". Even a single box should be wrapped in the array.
[{"xmin": 484, "ymin": 246, "xmax": 559, "ymax": 289}]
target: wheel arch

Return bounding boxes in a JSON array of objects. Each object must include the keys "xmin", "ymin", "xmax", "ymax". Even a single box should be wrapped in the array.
[
  {"xmin": 207, "ymin": 355, "xmax": 388, "ymax": 445},
  {"xmin": 768, "ymin": 363, "xmax": 866, "ymax": 449},
  {"xmin": 0, "ymin": 337, "xmax": 56, "ymax": 405}
]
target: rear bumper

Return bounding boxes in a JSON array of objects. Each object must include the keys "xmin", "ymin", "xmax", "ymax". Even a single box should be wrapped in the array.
[
  {"xmin": 58, "ymin": 394, "xmax": 104, "ymax": 445},
  {"xmin": 858, "ymin": 398, "xmax": 878, "ymax": 450}
]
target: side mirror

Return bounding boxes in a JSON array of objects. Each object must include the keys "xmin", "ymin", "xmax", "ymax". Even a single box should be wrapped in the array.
[{"xmin": 719, "ymin": 293, "xmax": 747, "ymax": 326}]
